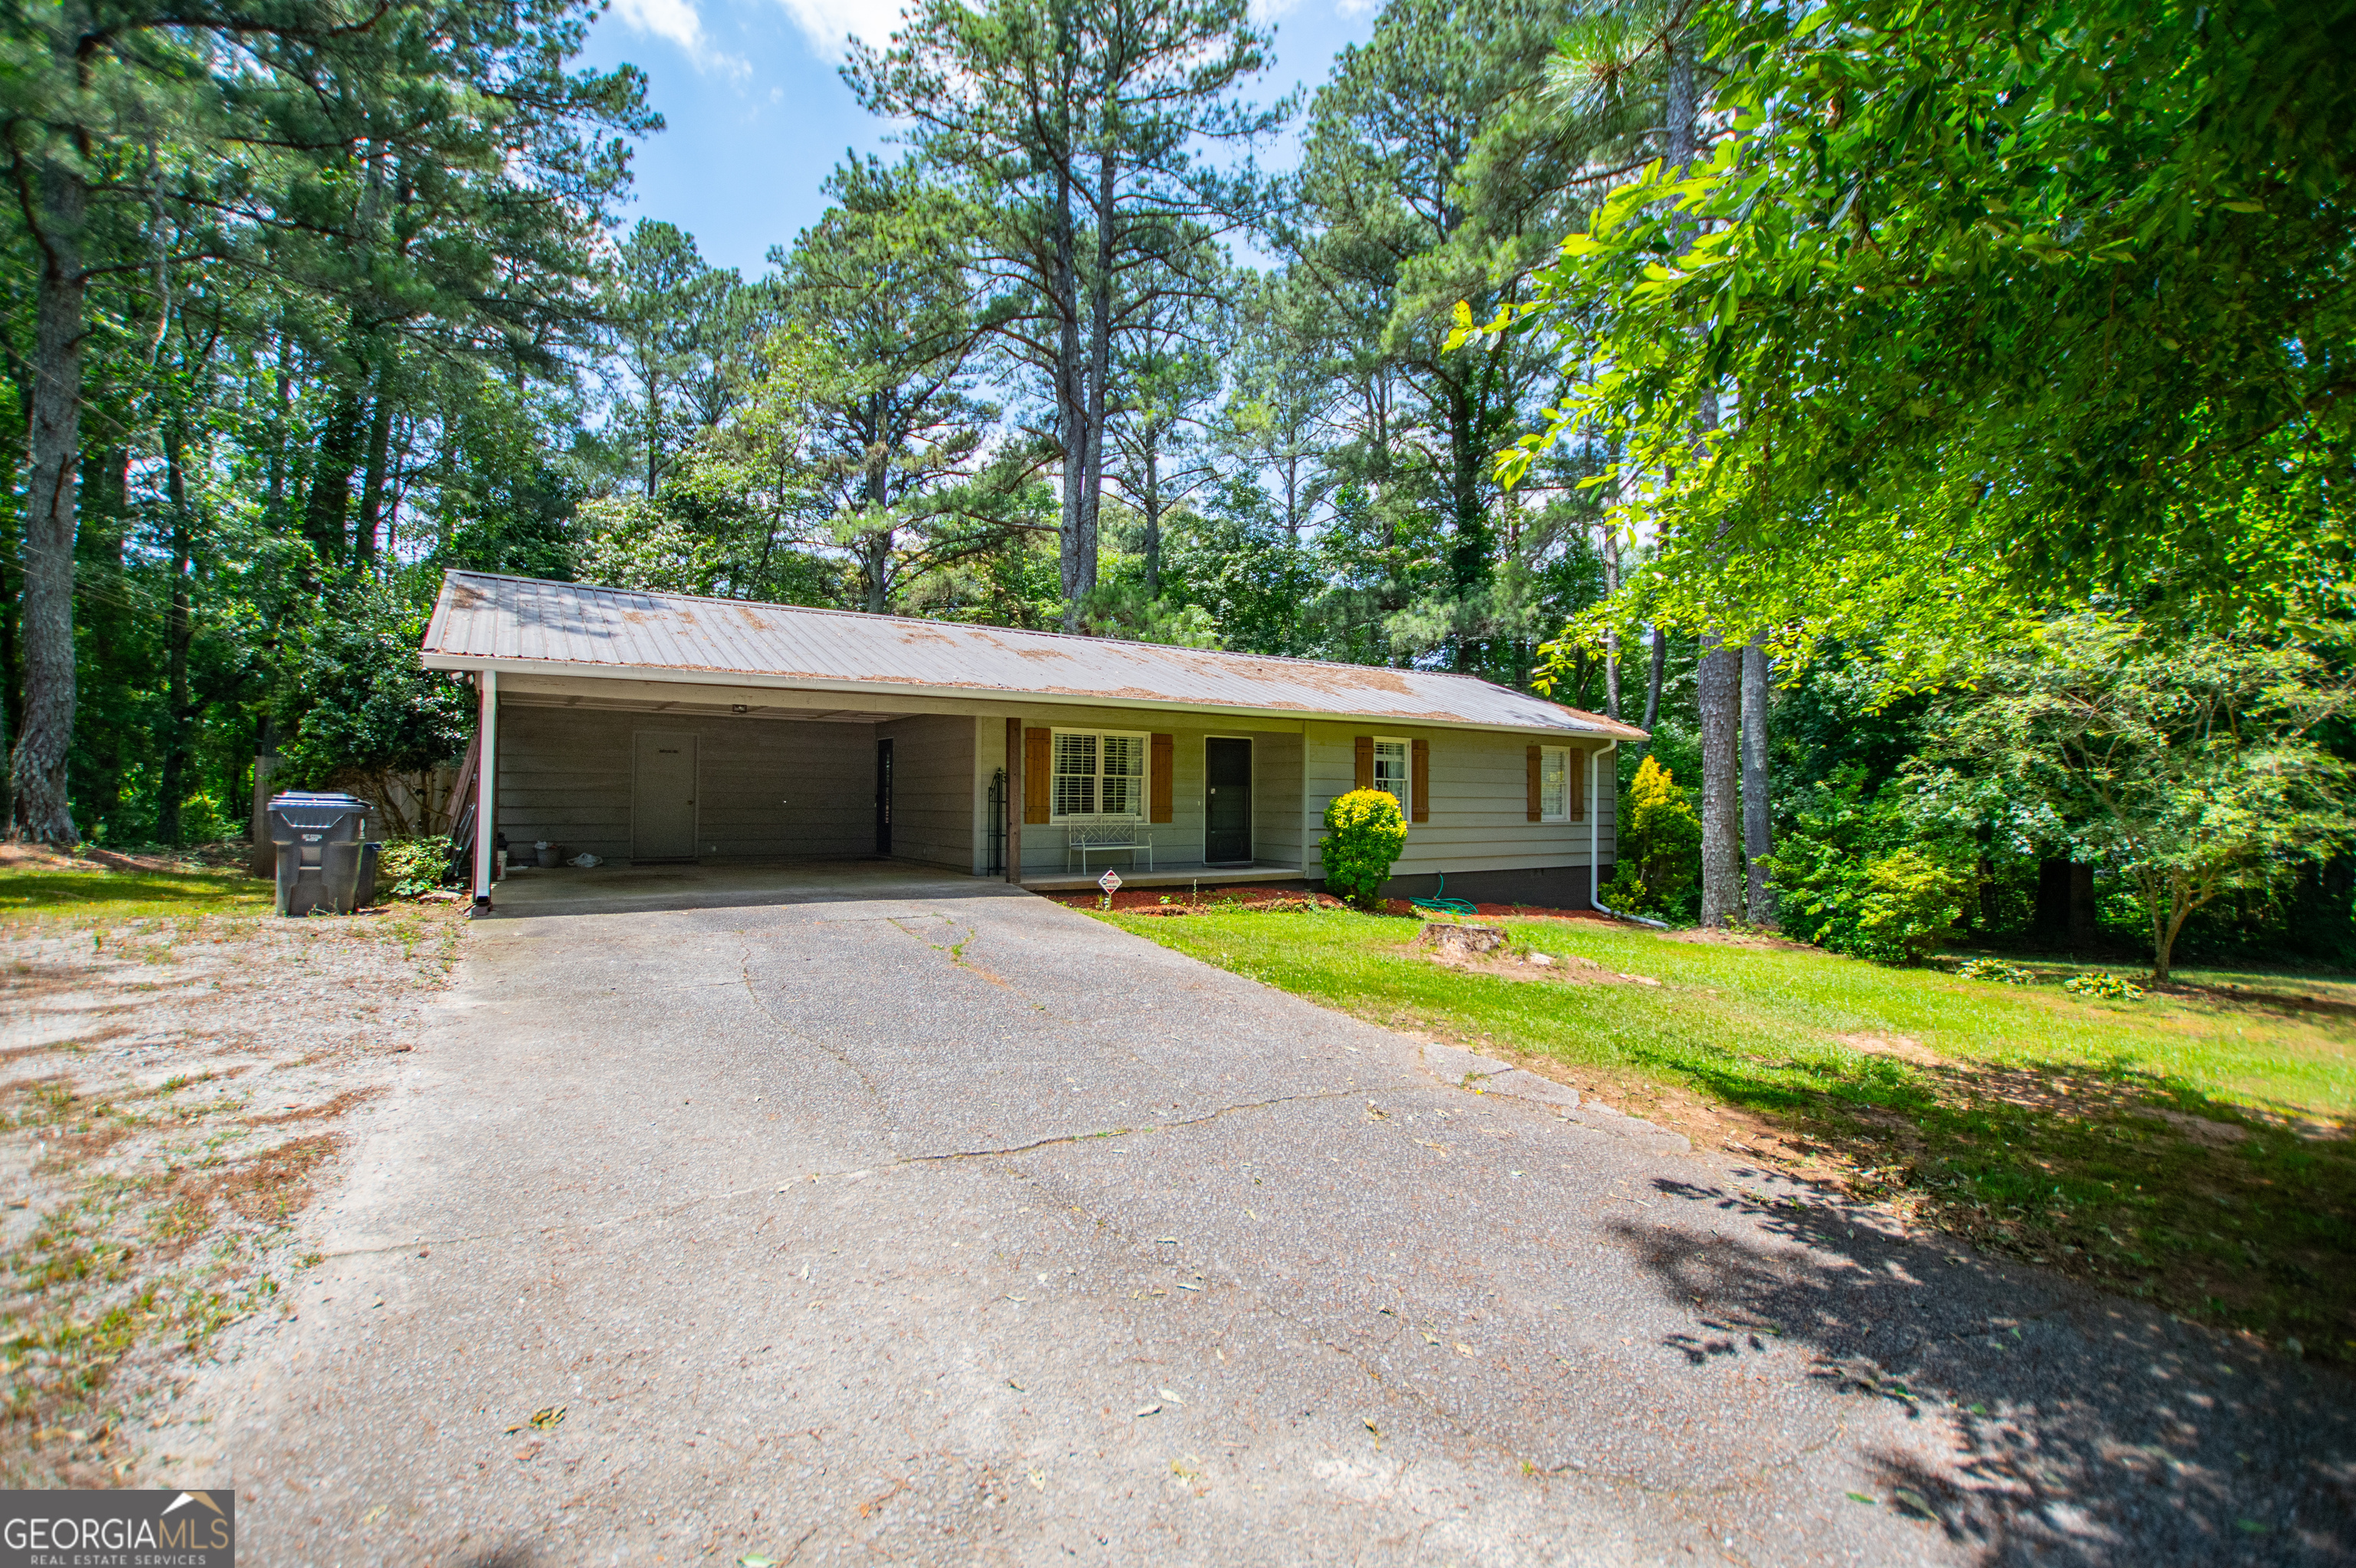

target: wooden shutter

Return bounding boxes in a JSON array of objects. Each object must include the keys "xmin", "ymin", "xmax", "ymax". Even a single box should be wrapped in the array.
[
  {"xmin": 1410, "ymin": 739, "xmax": 1430, "ymax": 823},
  {"xmin": 1569, "ymin": 747, "xmax": 1588, "ymax": 820},
  {"xmin": 1023, "ymin": 726, "xmax": 1051, "ymax": 823},
  {"xmin": 1525, "ymin": 745, "xmax": 1543, "ymax": 822},
  {"xmin": 1149, "ymin": 733, "xmax": 1173, "ymax": 823},
  {"xmin": 1354, "ymin": 735, "xmax": 1374, "ymax": 791}
]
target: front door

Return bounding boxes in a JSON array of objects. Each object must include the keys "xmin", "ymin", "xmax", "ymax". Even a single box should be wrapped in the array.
[
  {"xmin": 632, "ymin": 732, "xmax": 698, "ymax": 861},
  {"xmin": 1206, "ymin": 738, "xmax": 1252, "ymax": 864}
]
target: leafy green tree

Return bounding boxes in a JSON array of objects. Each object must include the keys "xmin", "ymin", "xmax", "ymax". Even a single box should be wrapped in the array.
[
  {"xmin": 1927, "ymin": 617, "xmax": 2355, "ymax": 981},
  {"xmin": 1486, "ymin": 0, "xmax": 2356, "ymax": 661}
]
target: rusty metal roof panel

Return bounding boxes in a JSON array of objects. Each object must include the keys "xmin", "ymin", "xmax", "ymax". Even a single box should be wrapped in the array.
[{"xmin": 421, "ymin": 571, "xmax": 1649, "ymax": 739}]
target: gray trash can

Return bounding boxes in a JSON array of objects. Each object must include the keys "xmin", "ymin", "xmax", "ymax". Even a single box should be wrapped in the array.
[
  {"xmin": 357, "ymin": 842, "xmax": 383, "ymax": 908},
  {"xmin": 268, "ymin": 791, "xmax": 369, "ymax": 915}
]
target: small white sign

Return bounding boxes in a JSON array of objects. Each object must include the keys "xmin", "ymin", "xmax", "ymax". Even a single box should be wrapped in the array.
[{"xmin": 1098, "ymin": 869, "xmax": 1123, "ymax": 894}]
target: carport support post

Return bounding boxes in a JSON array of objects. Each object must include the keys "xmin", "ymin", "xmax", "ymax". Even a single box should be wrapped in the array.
[
  {"xmin": 1005, "ymin": 718, "xmax": 1022, "ymax": 885},
  {"xmin": 472, "ymin": 670, "xmax": 499, "ymax": 912}
]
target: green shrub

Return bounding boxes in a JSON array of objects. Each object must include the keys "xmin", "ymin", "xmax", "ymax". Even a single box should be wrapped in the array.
[
  {"xmin": 1601, "ymin": 755, "xmax": 1701, "ymax": 919},
  {"xmin": 377, "ymin": 836, "xmax": 458, "ymax": 899},
  {"xmin": 1319, "ymin": 789, "xmax": 1408, "ymax": 909},
  {"xmin": 1956, "ymin": 957, "xmax": 2032, "ymax": 984},
  {"xmin": 2065, "ymin": 971, "xmax": 2145, "ymax": 1001},
  {"xmin": 1770, "ymin": 768, "xmax": 1973, "ymax": 962}
]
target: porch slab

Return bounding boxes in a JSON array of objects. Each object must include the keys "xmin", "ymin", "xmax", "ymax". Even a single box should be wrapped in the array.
[{"xmin": 1019, "ymin": 861, "xmax": 1306, "ymax": 892}]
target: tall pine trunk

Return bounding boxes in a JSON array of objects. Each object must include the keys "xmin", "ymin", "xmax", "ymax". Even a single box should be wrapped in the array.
[
  {"xmin": 1075, "ymin": 149, "xmax": 1114, "ymax": 626},
  {"xmin": 303, "ymin": 386, "xmax": 365, "ymax": 567},
  {"xmin": 157, "ymin": 419, "xmax": 195, "ymax": 846},
  {"xmin": 13, "ymin": 156, "xmax": 88, "ymax": 843},
  {"xmin": 1601, "ymin": 521, "xmax": 1621, "ymax": 719},
  {"xmin": 1742, "ymin": 639, "xmax": 1774, "ymax": 922},
  {"xmin": 356, "ymin": 368, "xmax": 395, "ymax": 563},
  {"xmin": 1643, "ymin": 627, "xmax": 1665, "ymax": 734}
]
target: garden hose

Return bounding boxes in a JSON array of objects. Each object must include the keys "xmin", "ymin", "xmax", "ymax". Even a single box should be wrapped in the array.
[{"xmin": 1410, "ymin": 873, "xmax": 1478, "ymax": 917}]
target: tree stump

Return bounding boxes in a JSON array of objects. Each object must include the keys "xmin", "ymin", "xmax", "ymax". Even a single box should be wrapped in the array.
[{"xmin": 1421, "ymin": 922, "xmax": 1505, "ymax": 956}]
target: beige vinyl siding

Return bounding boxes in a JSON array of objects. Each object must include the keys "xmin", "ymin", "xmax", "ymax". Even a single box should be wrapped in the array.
[
  {"xmin": 988, "ymin": 702, "xmax": 1307, "ymax": 878},
  {"xmin": 495, "ymin": 702, "xmax": 876, "ymax": 862},
  {"xmin": 1300, "ymin": 722, "xmax": 1615, "ymax": 879},
  {"xmin": 877, "ymin": 714, "xmax": 973, "ymax": 871}
]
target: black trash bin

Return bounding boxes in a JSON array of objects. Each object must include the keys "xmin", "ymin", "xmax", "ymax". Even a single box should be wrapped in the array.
[
  {"xmin": 357, "ymin": 842, "xmax": 383, "ymax": 908},
  {"xmin": 267, "ymin": 791, "xmax": 369, "ymax": 915}
]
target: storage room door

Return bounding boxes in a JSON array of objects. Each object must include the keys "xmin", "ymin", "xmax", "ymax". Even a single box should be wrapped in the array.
[{"xmin": 632, "ymin": 732, "xmax": 699, "ymax": 861}]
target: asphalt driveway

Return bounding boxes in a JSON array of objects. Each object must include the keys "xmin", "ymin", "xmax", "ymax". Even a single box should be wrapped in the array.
[{"xmin": 169, "ymin": 864, "xmax": 2351, "ymax": 1565}]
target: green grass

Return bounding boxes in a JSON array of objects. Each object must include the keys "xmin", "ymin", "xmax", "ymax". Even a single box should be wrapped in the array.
[
  {"xmin": 1099, "ymin": 906, "xmax": 2356, "ymax": 1360},
  {"xmin": 0, "ymin": 865, "xmax": 270, "ymax": 927}
]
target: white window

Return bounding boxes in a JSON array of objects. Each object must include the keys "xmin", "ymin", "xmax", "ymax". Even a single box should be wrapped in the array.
[
  {"xmin": 1372, "ymin": 738, "xmax": 1410, "ymax": 819},
  {"xmin": 1051, "ymin": 729, "xmax": 1147, "ymax": 820},
  {"xmin": 1541, "ymin": 746, "xmax": 1571, "ymax": 822}
]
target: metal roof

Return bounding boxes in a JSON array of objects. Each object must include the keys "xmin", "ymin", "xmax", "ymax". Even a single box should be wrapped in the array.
[{"xmin": 420, "ymin": 572, "xmax": 1648, "ymax": 740}]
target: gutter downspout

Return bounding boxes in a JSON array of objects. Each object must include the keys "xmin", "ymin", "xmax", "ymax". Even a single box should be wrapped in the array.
[{"xmin": 1588, "ymin": 738, "xmax": 1670, "ymax": 930}]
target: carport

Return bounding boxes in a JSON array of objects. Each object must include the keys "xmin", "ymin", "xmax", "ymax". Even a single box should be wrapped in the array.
[{"xmin": 418, "ymin": 572, "xmax": 1641, "ymax": 911}]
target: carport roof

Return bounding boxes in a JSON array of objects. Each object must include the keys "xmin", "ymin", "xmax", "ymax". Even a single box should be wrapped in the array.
[{"xmin": 420, "ymin": 571, "xmax": 1648, "ymax": 739}]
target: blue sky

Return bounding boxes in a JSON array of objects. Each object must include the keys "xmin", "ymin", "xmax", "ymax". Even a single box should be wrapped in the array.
[{"xmin": 578, "ymin": 0, "xmax": 1380, "ymax": 278}]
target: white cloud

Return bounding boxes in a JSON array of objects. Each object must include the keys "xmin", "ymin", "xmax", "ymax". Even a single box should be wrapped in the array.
[
  {"xmin": 613, "ymin": 0, "xmax": 710, "ymax": 51},
  {"xmin": 775, "ymin": 0, "xmax": 917, "ymax": 52}
]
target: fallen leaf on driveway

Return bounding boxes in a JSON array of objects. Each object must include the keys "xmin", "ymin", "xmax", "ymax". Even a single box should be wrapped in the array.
[
  {"xmin": 1027, "ymin": 1468, "xmax": 1045, "ymax": 1490},
  {"xmin": 1845, "ymin": 1492, "xmax": 1874, "ymax": 1505},
  {"xmin": 1894, "ymin": 1487, "xmax": 1936, "ymax": 1518},
  {"xmin": 529, "ymin": 1405, "xmax": 565, "ymax": 1430},
  {"xmin": 1134, "ymin": 1403, "xmax": 1162, "ymax": 1418},
  {"xmin": 1455, "ymin": 1343, "xmax": 1476, "ymax": 1358}
]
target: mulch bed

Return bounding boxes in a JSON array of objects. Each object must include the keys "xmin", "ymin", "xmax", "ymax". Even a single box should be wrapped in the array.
[{"xmin": 1043, "ymin": 885, "xmax": 1622, "ymax": 924}]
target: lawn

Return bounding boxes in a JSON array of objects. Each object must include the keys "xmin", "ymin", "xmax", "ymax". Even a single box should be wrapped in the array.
[
  {"xmin": 0, "ymin": 862, "xmax": 271, "ymax": 929},
  {"xmin": 1097, "ymin": 903, "xmax": 2356, "ymax": 1362}
]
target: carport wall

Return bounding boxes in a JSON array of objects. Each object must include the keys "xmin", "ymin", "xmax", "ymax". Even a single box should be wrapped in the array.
[{"xmin": 492, "ymin": 702, "xmax": 977, "ymax": 870}]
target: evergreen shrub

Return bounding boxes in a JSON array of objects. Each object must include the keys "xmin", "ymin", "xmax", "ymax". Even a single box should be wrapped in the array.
[{"xmin": 1319, "ymin": 789, "xmax": 1408, "ymax": 909}]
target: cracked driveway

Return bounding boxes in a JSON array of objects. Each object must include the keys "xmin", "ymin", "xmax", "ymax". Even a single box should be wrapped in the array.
[{"xmin": 175, "ymin": 865, "xmax": 2350, "ymax": 1565}]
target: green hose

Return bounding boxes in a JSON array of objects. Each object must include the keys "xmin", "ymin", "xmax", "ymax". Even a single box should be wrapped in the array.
[{"xmin": 1410, "ymin": 873, "xmax": 1478, "ymax": 916}]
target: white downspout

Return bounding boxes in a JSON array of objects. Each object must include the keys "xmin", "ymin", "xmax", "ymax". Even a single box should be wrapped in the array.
[
  {"xmin": 472, "ymin": 669, "xmax": 498, "ymax": 912},
  {"xmin": 1588, "ymin": 738, "xmax": 1670, "ymax": 929}
]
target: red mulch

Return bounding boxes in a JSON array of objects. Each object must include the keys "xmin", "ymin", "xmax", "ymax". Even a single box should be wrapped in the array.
[{"xmin": 1043, "ymin": 885, "xmax": 1617, "ymax": 923}]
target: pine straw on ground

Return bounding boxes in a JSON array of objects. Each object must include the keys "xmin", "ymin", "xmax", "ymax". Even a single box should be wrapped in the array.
[{"xmin": 0, "ymin": 889, "xmax": 462, "ymax": 1486}]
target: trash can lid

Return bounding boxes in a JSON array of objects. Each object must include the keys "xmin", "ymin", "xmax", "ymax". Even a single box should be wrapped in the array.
[{"xmin": 268, "ymin": 791, "xmax": 370, "ymax": 830}]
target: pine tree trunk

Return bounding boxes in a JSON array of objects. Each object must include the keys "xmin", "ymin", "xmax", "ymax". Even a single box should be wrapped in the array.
[
  {"xmin": 355, "ymin": 370, "xmax": 394, "ymax": 564},
  {"xmin": 1643, "ymin": 627, "xmax": 1665, "ymax": 733},
  {"xmin": 13, "ymin": 156, "xmax": 87, "ymax": 843},
  {"xmin": 1051, "ymin": 4, "xmax": 1085, "ymax": 632},
  {"xmin": 1601, "ymin": 522, "xmax": 1621, "ymax": 719},
  {"xmin": 1075, "ymin": 150, "xmax": 1114, "ymax": 627},
  {"xmin": 1741, "ymin": 639, "xmax": 1774, "ymax": 923},
  {"xmin": 158, "ymin": 419, "xmax": 195, "ymax": 846},
  {"xmin": 303, "ymin": 387, "xmax": 365, "ymax": 567},
  {"xmin": 1142, "ymin": 418, "xmax": 1162, "ymax": 597}
]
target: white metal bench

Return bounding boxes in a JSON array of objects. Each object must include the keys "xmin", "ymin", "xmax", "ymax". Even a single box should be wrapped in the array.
[{"xmin": 1066, "ymin": 823, "xmax": 1154, "ymax": 873}]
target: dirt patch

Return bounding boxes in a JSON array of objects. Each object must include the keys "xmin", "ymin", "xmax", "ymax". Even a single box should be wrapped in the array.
[
  {"xmin": 1425, "ymin": 948, "xmax": 1662, "ymax": 988},
  {"xmin": 0, "ymin": 892, "xmax": 462, "ymax": 1486},
  {"xmin": 242, "ymin": 1087, "xmax": 389, "ymax": 1128},
  {"xmin": 1834, "ymin": 1031, "xmax": 1946, "ymax": 1067},
  {"xmin": 2141, "ymin": 1108, "xmax": 2252, "ymax": 1147}
]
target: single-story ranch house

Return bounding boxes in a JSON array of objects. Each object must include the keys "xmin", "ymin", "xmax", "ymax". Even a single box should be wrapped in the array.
[{"xmin": 418, "ymin": 572, "xmax": 1646, "ymax": 908}]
